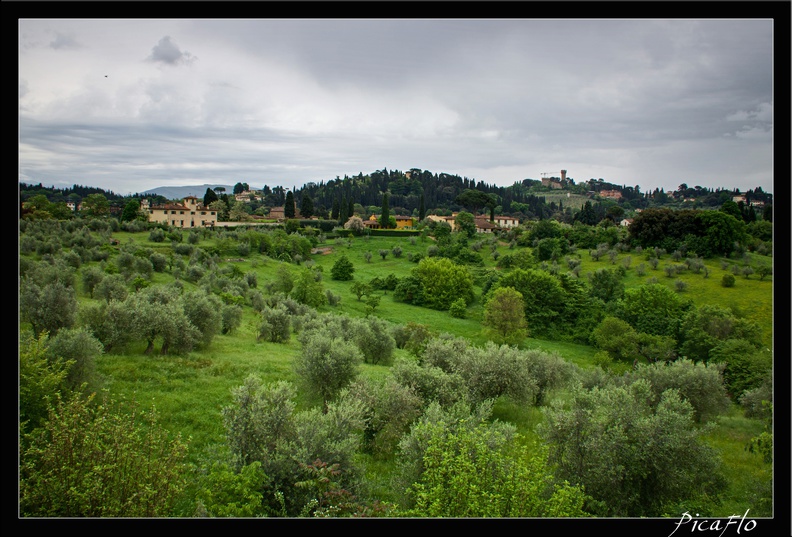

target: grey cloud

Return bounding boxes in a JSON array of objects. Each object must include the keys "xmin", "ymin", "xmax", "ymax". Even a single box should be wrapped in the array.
[
  {"xmin": 147, "ymin": 36, "xmax": 196, "ymax": 65},
  {"xmin": 49, "ymin": 32, "xmax": 81, "ymax": 50}
]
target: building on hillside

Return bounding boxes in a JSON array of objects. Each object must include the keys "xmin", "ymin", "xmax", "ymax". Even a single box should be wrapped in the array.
[
  {"xmin": 269, "ymin": 206, "xmax": 301, "ymax": 220},
  {"xmin": 146, "ymin": 196, "xmax": 218, "ymax": 228},
  {"xmin": 234, "ymin": 190, "xmax": 264, "ymax": 203},
  {"xmin": 732, "ymin": 194, "xmax": 747, "ymax": 203},
  {"xmin": 493, "ymin": 215, "xmax": 520, "ymax": 228},
  {"xmin": 599, "ymin": 189, "xmax": 623, "ymax": 199},
  {"xmin": 394, "ymin": 216, "xmax": 415, "ymax": 229},
  {"xmin": 620, "ymin": 218, "xmax": 634, "ymax": 227},
  {"xmin": 541, "ymin": 177, "xmax": 563, "ymax": 189},
  {"xmin": 474, "ymin": 216, "xmax": 499, "ymax": 233}
]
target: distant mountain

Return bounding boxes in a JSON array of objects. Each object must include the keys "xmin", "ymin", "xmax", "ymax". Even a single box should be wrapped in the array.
[{"xmin": 141, "ymin": 184, "xmax": 235, "ymax": 200}]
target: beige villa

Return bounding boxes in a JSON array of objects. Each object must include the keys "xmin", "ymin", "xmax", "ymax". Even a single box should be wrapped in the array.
[{"xmin": 146, "ymin": 196, "xmax": 218, "ymax": 228}]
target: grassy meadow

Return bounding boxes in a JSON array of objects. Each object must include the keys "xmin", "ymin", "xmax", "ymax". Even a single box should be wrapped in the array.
[{"xmin": 44, "ymin": 226, "xmax": 775, "ymax": 516}]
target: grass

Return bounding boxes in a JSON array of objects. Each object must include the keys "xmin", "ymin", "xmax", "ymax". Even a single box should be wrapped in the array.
[{"xmin": 29, "ymin": 225, "xmax": 775, "ymax": 516}]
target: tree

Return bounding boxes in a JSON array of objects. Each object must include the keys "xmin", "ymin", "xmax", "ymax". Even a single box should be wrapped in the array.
[
  {"xmin": 284, "ymin": 191, "xmax": 296, "ymax": 219},
  {"xmin": 490, "ymin": 268, "xmax": 566, "ymax": 334},
  {"xmin": 203, "ymin": 187, "xmax": 219, "ymax": 207},
  {"xmin": 404, "ymin": 424, "xmax": 587, "ymax": 517},
  {"xmin": 343, "ymin": 216, "xmax": 365, "ymax": 234},
  {"xmin": 379, "ymin": 192, "xmax": 391, "ymax": 229},
  {"xmin": 419, "ymin": 193, "xmax": 426, "ymax": 221},
  {"xmin": 294, "ymin": 333, "xmax": 363, "ymax": 408},
  {"xmin": 300, "ymin": 193, "xmax": 314, "ymax": 219},
  {"xmin": 411, "ymin": 257, "xmax": 474, "ymax": 310},
  {"xmin": 575, "ymin": 201, "xmax": 598, "ymax": 225},
  {"xmin": 588, "ymin": 268, "xmax": 625, "ymax": 303},
  {"xmin": 20, "ymin": 332, "xmax": 71, "ymax": 435},
  {"xmin": 616, "ymin": 283, "xmax": 690, "ymax": 339},
  {"xmin": 482, "ymin": 286, "xmax": 528, "ymax": 344},
  {"xmin": 20, "ymin": 280, "xmax": 78, "ymax": 337},
  {"xmin": 121, "ymin": 199, "xmax": 142, "ymax": 222},
  {"xmin": 330, "ymin": 254, "xmax": 355, "ymax": 281},
  {"xmin": 455, "ymin": 189, "xmax": 492, "ymax": 215},
  {"xmin": 291, "ymin": 268, "xmax": 328, "ymax": 308},
  {"xmin": 20, "ymin": 391, "xmax": 189, "ymax": 517},
  {"xmin": 719, "ymin": 200, "xmax": 742, "ymax": 219},
  {"xmin": 591, "ymin": 316, "xmax": 639, "ymax": 362},
  {"xmin": 454, "ymin": 211, "xmax": 476, "ymax": 238},
  {"xmin": 80, "ymin": 194, "xmax": 110, "ymax": 217},
  {"xmin": 46, "ymin": 327, "xmax": 103, "ymax": 394},
  {"xmin": 540, "ymin": 380, "xmax": 727, "ymax": 517},
  {"xmin": 351, "ymin": 280, "xmax": 372, "ymax": 301}
]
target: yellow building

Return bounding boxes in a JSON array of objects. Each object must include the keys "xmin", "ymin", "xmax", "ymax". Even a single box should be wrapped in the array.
[{"xmin": 146, "ymin": 196, "xmax": 218, "ymax": 228}]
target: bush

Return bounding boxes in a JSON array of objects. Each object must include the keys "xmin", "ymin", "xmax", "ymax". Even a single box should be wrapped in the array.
[
  {"xmin": 721, "ymin": 273, "xmax": 736, "ymax": 287},
  {"xmin": 330, "ymin": 255, "xmax": 355, "ymax": 281},
  {"xmin": 448, "ymin": 298, "xmax": 467, "ymax": 319},
  {"xmin": 257, "ymin": 306, "xmax": 291, "ymax": 343},
  {"xmin": 20, "ymin": 391, "xmax": 188, "ymax": 517}
]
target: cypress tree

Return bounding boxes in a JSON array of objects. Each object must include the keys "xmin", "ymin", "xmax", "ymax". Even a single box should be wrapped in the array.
[
  {"xmin": 285, "ymin": 191, "xmax": 295, "ymax": 218},
  {"xmin": 331, "ymin": 198, "xmax": 340, "ymax": 220},
  {"xmin": 419, "ymin": 192, "xmax": 426, "ymax": 220},
  {"xmin": 380, "ymin": 192, "xmax": 391, "ymax": 229},
  {"xmin": 301, "ymin": 194, "xmax": 314, "ymax": 219}
]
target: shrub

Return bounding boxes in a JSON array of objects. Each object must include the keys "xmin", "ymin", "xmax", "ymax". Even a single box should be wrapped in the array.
[
  {"xmin": 721, "ymin": 273, "xmax": 736, "ymax": 287},
  {"xmin": 330, "ymin": 254, "xmax": 355, "ymax": 281},
  {"xmin": 448, "ymin": 298, "xmax": 467, "ymax": 319}
]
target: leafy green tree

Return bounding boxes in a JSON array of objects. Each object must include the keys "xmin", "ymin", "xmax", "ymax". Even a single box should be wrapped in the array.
[
  {"xmin": 405, "ymin": 423, "xmax": 587, "ymax": 517},
  {"xmin": 291, "ymin": 268, "xmax": 328, "ymax": 308},
  {"xmin": 350, "ymin": 280, "xmax": 371, "ymax": 301},
  {"xmin": 678, "ymin": 304, "xmax": 762, "ymax": 363},
  {"xmin": 121, "ymin": 199, "xmax": 142, "ymax": 222},
  {"xmin": 412, "ymin": 257, "xmax": 474, "ymax": 310},
  {"xmin": 330, "ymin": 254, "xmax": 355, "ymax": 281},
  {"xmin": 454, "ymin": 211, "xmax": 477, "ymax": 238},
  {"xmin": 590, "ymin": 316, "xmax": 639, "ymax": 362},
  {"xmin": 195, "ymin": 460, "xmax": 267, "ymax": 518},
  {"xmin": 710, "ymin": 339, "xmax": 772, "ymax": 399},
  {"xmin": 616, "ymin": 283, "xmax": 690, "ymax": 339},
  {"xmin": 575, "ymin": 200, "xmax": 598, "ymax": 225},
  {"xmin": 490, "ymin": 268, "xmax": 565, "ymax": 335},
  {"xmin": 719, "ymin": 200, "xmax": 742, "ymax": 219},
  {"xmin": 80, "ymin": 193, "xmax": 110, "ymax": 217},
  {"xmin": 20, "ymin": 332, "xmax": 71, "ymax": 435},
  {"xmin": 540, "ymin": 380, "xmax": 727, "ymax": 517},
  {"xmin": 697, "ymin": 210, "xmax": 747, "ymax": 257},
  {"xmin": 455, "ymin": 189, "xmax": 496, "ymax": 215},
  {"xmin": 588, "ymin": 267, "xmax": 625, "ymax": 303},
  {"xmin": 482, "ymin": 286, "xmax": 528, "ymax": 344},
  {"xmin": 448, "ymin": 297, "xmax": 467, "ymax": 318},
  {"xmin": 20, "ymin": 391, "xmax": 189, "ymax": 517}
]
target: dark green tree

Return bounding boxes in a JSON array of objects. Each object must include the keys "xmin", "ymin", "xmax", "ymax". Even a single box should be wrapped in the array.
[
  {"xmin": 454, "ymin": 211, "xmax": 476, "ymax": 238},
  {"xmin": 285, "ymin": 191, "xmax": 296, "ymax": 219},
  {"xmin": 300, "ymin": 193, "xmax": 314, "ymax": 219},
  {"xmin": 330, "ymin": 255, "xmax": 355, "ymax": 281},
  {"xmin": 203, "ymin": 187, "xmax": 219, "ymax": 207},
  {"xmin": 575, "ymin": 201, "xmax": 598, "ymax": 225},
  {"xmin": 419, "ymin": 193, "xmax": 426, "ymax": 220},
  {"xmin": 380, "ymin": 192, "xmax": 391, "ymax": 229},
  {"xmin": 121, "ymin": 199, "xmax": 141, "ymax": 222}
]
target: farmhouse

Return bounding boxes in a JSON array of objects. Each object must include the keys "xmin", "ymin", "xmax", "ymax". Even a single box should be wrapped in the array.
[{"xmin": 146, "ymin": 196, "xmax": 218, "ymax": 228}]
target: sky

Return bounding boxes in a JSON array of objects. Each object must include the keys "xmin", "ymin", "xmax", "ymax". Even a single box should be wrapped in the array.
[{"xmin": 18, "ymin": 18, "xmax": 776, "ymax": 197}]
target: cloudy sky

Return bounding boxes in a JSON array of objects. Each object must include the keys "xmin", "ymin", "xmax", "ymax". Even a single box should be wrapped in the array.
[{"xmin": 19, "ymin": 18, "xmax": 775, "ymax": 196}]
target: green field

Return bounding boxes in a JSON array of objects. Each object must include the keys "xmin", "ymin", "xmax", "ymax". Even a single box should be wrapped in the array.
[{"xmin": 23, "ymin": 224, "xmax": 774, "ymax": 517}]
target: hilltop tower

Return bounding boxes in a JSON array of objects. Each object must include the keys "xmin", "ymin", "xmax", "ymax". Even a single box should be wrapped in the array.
[{"xmin": 560, "ymin": 169, "xmax": 567, "ymax": 182}]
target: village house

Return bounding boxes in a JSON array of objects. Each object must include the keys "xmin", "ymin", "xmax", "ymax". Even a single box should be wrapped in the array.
[
  {"xmin": 620, "ymin": 218, "xmax": 634, "ymax": 227},
  {"xmin": 268, "ymin": 206, "xmax": 301, "ymax": 220},
  {"xmin": 599, "ymin": 189, "xmax": 623, "ymax": 200},
  {"xmin": 493, "ymin": 215, "xmax": 520, "ymax": 228},
  {"xmin": 146, "ymin": 196, "xmax": 218, "ymax": 228}
]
